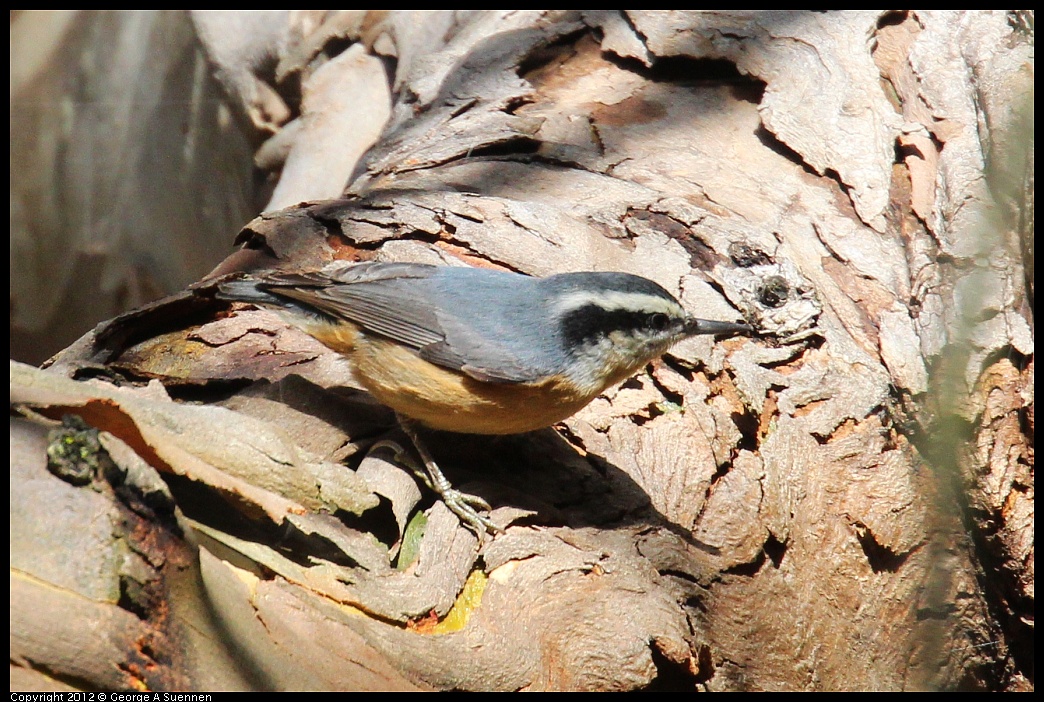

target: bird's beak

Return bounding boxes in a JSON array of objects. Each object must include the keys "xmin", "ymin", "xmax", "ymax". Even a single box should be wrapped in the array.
[{"xmin": 684, "ymin": 317, "xmax": 754, "ymax": 337}]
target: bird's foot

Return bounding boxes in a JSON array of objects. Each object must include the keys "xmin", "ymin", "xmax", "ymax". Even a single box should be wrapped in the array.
[{"xmin": 396, "ymin": 415, "xmax": 502, "ymax": 536}]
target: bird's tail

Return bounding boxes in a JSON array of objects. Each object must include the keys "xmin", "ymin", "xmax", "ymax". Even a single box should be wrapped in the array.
[{"xmin": 215, "ymin": 278, "xmax": 283, "ymax": 307}]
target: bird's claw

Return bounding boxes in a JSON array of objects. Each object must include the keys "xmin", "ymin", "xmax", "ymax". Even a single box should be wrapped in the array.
[
  {"xmin": 440, "ymin": 487, "xmax": 501, "ymax": 535},
  {"xmin": 395, "ymin": 415, "xmax": 501, "ymax": 536}
]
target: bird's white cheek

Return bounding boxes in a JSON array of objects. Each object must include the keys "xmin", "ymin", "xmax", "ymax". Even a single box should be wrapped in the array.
[
  {"xmin": 565, "ymin": 334, "xmax": 663, "ymax": 395},
  {"xmin": 608, "ymin": 330, "xmax": 679, "ymax": 363}
]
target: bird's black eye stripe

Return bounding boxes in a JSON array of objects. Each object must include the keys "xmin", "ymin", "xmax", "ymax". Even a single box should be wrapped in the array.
[{"xmin": 561, "ymin": 305, "xmax": 678, "ymax": 349}]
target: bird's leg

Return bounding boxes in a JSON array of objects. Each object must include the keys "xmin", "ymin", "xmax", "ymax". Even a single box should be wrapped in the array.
[{"xmin": 397, "ymin": 415, "xmax": 501, "ymax": 535}]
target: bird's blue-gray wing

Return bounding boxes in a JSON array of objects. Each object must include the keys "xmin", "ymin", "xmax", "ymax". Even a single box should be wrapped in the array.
[{"xmin": 225, "ymin": 261, "xmax": 548, "ymax": 383}]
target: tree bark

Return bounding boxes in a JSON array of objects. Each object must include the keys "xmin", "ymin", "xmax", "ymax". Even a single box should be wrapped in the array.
[{"xmin": 10, "ymin": 10, "xmax": 1033, "ymax": 692}]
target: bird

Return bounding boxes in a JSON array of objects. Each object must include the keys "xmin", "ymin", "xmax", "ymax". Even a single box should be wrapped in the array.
[{"xmin": 217, "ymin": 260, "xmax": 753, "ymax": 534}]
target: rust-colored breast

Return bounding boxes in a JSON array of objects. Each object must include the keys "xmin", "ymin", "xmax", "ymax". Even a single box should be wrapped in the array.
[{"xmin": 349, "ymin": 335, "xmax": 594, "ymax": 435}]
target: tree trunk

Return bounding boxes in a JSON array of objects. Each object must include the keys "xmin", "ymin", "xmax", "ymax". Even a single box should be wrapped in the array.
[{"xmin": 10, "ymin": 10, "xmax": 1033, "ymax": 692}]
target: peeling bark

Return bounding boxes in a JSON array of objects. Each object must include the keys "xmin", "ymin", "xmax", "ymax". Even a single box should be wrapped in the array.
[{"xmin": 10, "ymin": 10, "xmax": 1033, "ymax": 692}]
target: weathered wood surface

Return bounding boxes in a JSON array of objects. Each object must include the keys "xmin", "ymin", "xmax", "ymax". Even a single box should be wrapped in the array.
[{"xmin": 10, "ymin": 11, "xmax": 1032, "ymax": 691}]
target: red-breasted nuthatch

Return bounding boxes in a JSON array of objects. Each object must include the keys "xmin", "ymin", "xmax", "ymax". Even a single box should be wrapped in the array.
[{"xmin": 218, "ymin": 261, "xmax": 753, "ymax": 533}]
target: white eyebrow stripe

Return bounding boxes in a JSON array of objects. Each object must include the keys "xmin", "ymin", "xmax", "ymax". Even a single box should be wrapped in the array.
[{"xmin": 553, "ymin": 290, "xmax": 683, "ymax": 316}]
